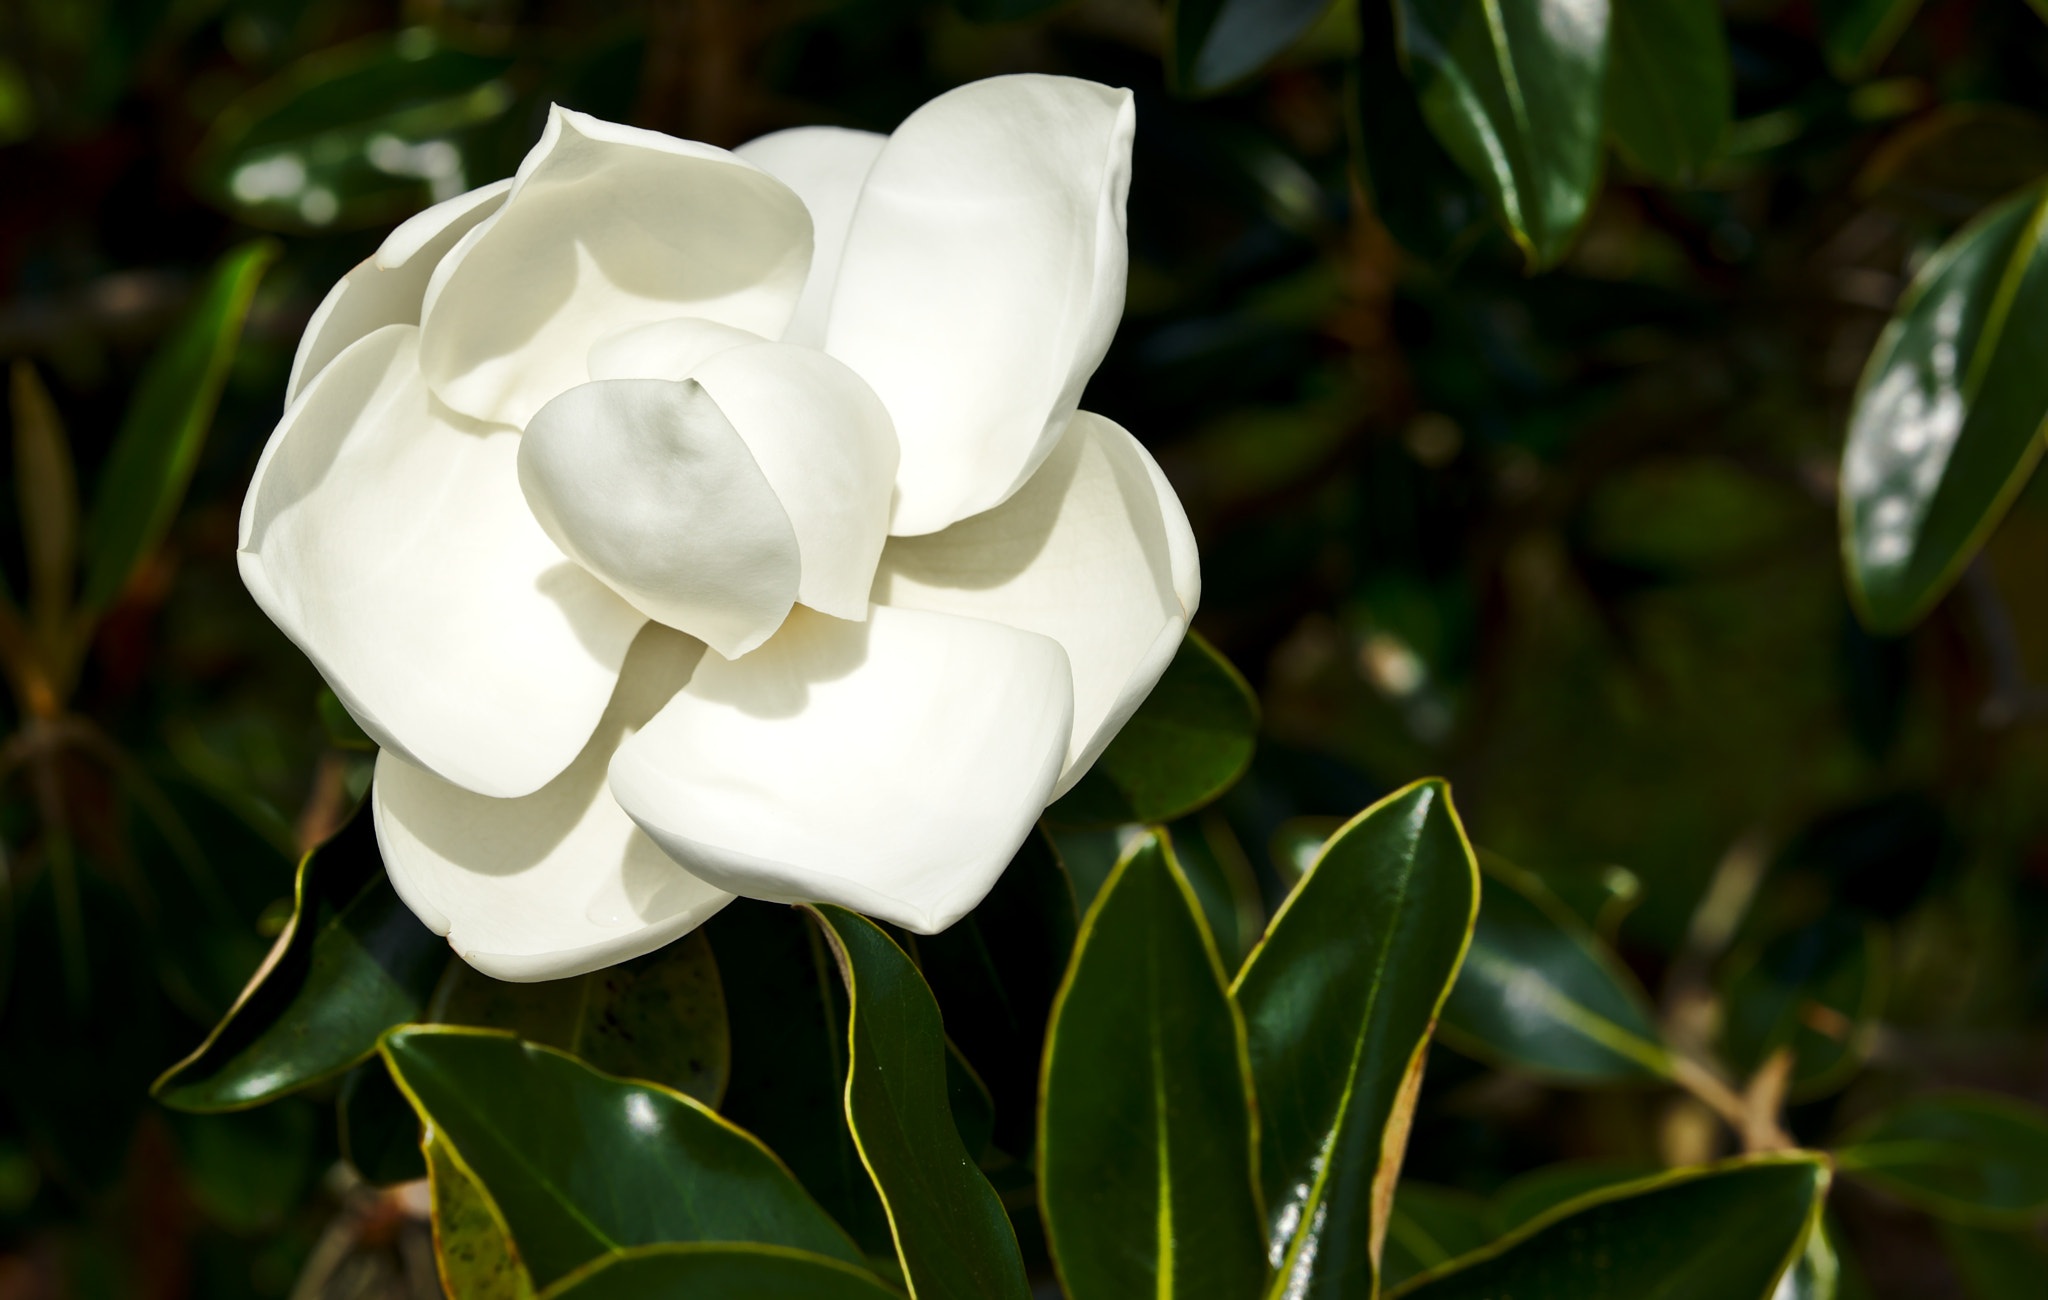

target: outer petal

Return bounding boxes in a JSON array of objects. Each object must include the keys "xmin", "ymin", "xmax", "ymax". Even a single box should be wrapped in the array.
[
  {"xmin": 239, "ymin": 324, "xmax": 645, "ymax": 798},
  {"xmin": 824, "ymin": 74, "xmax": 1135, "ymax": 535},
  {"xmin": 734, "ymin": 126, "xmax": 887, "ymax": 349},
  {"xmin": 375, "ymin": 624, "xmax": 732, "ymax": 982},
  {"xmin": 873, "ymin": 411, "xmax": 1197, "ymax": 796},
  {"xmin": 418, "ymin": 105, "xmax": 813, "ymax": 427},
  {"xmin": 286, "ymin": 180, "xmax": 511, "ymax": 403},
  {"xmin": 608, "ymin": 605, "xmax": 1073, "ymax": 933},
  {"xmin": 589, "ymin": 332, "xmax": 899, "ymax": 621}
]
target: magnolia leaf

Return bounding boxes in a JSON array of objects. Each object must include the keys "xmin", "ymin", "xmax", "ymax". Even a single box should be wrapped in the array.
[
  {"xmin": 152, "ymin": 798, "xmax": 446, "ymax": 1112},
  {"xmin": 1489, "ymin": 1160, "xmax": 1659, "ymax": 1234},
  {"xmin": 537, "ymin": 1244, "xmax": 904, "ymax": 1300},
  {"xmin": 338, "ymin": 1060, "xmax": 426, "ymax": 1187},
  {"xmin": 805, "ymin": 905, "xmax": 1031, "ymax": 1300},
  {"xmin": 1046, "ymin": 630, "xmax": 1258, "ymax": 828},
  {"xmin": 83, "ymin": 239, "xmax": 278, "ymax": 612},
  {"xmin": 1380, "ymin": 1184, "xmax": 1494, "ymax": 1292},
  {"xmin": 1388, "ymin": 1155, "xmax": 1832, "ymax": 1300},
  {"xmin": 1395, "ymin": 0, "xmax": 1612, "ymax": 268},
  {"xmin": 1721, "ymin": 916, "xmax": 1887, "ymax": 1101},
  {"xmin": 1350, "ymin": 6, "xmax": 1488, "ymax": 263},
  {"xmin": 1840, "ymin": 180, "xmax": 2048, "ymax": 632},
  {"xmin": 425, "ymin": 1124, "xmax": 535, "ymax": 1300},
  {"xmin": 1778, "ymin": 1223, "xmax": 1842, "ymax": 1300},
  {"xmin": 1835, "ymin": 1091, "xmax": 2048, "ymax": 1225},
  {"xmin": 382, "ymin": 1026, "xmax": 869, "ymax": 1290},
  {"xmin": 1168, "ymin": 0, "xmax": 1339, "ymax": 97},
  {"xmin": 1437, "ymin": 854, "xmax": 1674, "ymax": 1083},
  {"xmin": 429, "ymin": 930, "xmax": 729, "ymax": 1106},
  {"xmin": 1605, "ymin": 0, "xmax": 1730, "ymax": 185},
  {"xmin": 1038, "ymin": 830, "xmax": 1268, "ymax": 1300},
  {"xmin": 1233, "ymin": 779, "xmax": 1480, "ymax": 1299}
]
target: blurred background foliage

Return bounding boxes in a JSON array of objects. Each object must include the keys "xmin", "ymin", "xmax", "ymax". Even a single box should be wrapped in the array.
[{"xmin": 4, "ymin": 0, "xmax": 2048, "ymax": 1296}]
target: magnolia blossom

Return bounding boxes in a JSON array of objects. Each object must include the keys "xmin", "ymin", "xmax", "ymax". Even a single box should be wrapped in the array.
[{"xmin": 239, "ymin": 75, "xmax": 1198, "ymax": 981}]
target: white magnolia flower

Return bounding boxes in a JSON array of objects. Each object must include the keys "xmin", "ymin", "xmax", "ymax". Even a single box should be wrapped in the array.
[{"xmin": 240, "ymin": 74, "xmax": 1198, "ymax": 981}]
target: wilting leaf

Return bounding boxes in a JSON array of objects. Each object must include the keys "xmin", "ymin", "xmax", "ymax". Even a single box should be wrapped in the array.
[
  {"xmin": 1840, "ymin": 180, "xmax": 2048, "ymax": 632},
  {"xmin": 1038, "ymin": 830, "xmax": 1267, "ymax": 1300},
  {"xmin": 1233, "ymin": 779, "xmax": 1480, "ymax": 1299},
  {"xmin": 1836, "ymin": 1091, "xmax": 2048, "ymax": 1225}
]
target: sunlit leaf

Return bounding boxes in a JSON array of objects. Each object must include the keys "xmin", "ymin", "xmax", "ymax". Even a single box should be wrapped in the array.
[
  {"xmin": 1389, "ymin": 1155, "xmax": 1831, "ymax": 1300},
  {"xmin": 1836, "ymin": 1091, "xmax": 2048, "ymax": 1225},
  {"xmin": 1168, "ymin": 0, "xmax": 1339, "ymax": 97},
  {"xmin": 382, "ymin": 1026, "xmax": 868, "ymax": 1291},
  {"xmin": 1604, "ymin": 0, "xmax": 1729, "ymax": 185},
  {"xmin": 1046, "ymin": 630, "xmax": 1259, "ymax": 828},
  {"xmin": 1395, "ymin": 0, "xmax": 1612, "ymax": 268},
  {"xmin": 82, "ymin": 239, "xmax": 279, "ymax": 612},
  {"xmin": 806, "ymin": 905, "xmax": 1031, "ymax": 1300},
  {"xmin": 425, "ymin": 1124, "xmax": 535, "ymax": 1300},
  {"xmin": 1233, "ymin": 779, "xmax": 1479, "ymax": 1298},
  {"xmin": 152, "ymin": 797, "xmax": 446, "ymax": 1112},
  {"xmin": 1841, "ymin": 181, "xmax": 2048, "ymax": 632},
  {"xmin": 539, "ymin": 1244, "xmax": 904, "ymax": 1300},
  {"xmin": 1038, "ymin": 830, "xmax": 1268, "ymax": 1300}
]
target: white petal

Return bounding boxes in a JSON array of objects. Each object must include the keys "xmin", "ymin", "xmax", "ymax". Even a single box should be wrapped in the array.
[
  {"xmin": 608, "ymin": 605, "xmax": 1073, "ymax": 934},
  {"xmin": 824, "ymin": 74, "xmax": 1134, "ymax": 535},
  {"xmin": 418, "ymin": 106, "xmax": 813, "ymax": 428},
  {"xmin": 587, "ymin": 318, "xmax": 766, "ymax": 382},
  {"xmin": 735, "ymin": 126, "xmax": 887, "ymax": 349},
  {"xmin": 518, "ymin": 378, "xmax": 800, "ymax": 659},
  {"xmin": 285, "ymin": 180, "xmax": 511, "ymax": 404},
  {"xmin": 239, "ymin": 324, "xmax": 645, "ymax": 798},
  {"xmin": 375, "ymin": 623, "xmax": 732, "ymax": 982},
  {"xmin": 873, "ymin": 411, "xmax": 1196, "ymax": 795}
]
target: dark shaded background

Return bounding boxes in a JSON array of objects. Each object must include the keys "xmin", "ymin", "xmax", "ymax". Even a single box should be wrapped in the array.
[{"xmin": 3, "ymin": 0, "xmax": 2048, "ymax": 1296}]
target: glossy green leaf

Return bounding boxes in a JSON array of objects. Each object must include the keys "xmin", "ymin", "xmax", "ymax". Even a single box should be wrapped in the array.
[
  {"xmin": 1940, "ymin": 1221, "xmax": 2048, "ymax": 1300},
  {"xmin": 425, "ymin": 1124, "xmax": 535, "ymax": 1300},
  {"xmin": 151, "ymin": 797, "xmax": 446, "ymax": 1112},
  {"xmin": 82, "ymin": 239, "xmax": 278, "ymax": 612},
  {"xmin": 540, "ymin": 1244, "xmax": 904, "ymax": 1300},
  {"xmin": 1836, "ymin": 1091, "xmax": 2048, "ymax": 1225},
  {"xmin": 1395, "ymin": 0, "xmax": 1612, "ymax": 268},
  {"xmin": 1816, "ymin": 0, "xmax": 1923, "ymax": 81},
  {"xmin": 916, "ymin": 829, "xmax": 1077, "ymax": 1160},
  {"xmin": 382, "ymin": 1026, "xmax": 868, "ymax": 1290},
  {"xmin": 1437, "ymin": 853, "xmax": 1673, "ymax": 1083},
  {"xmin": 1038, "ymin": 830, "xmax": 1267, "ymax": 1300},
  {"xmin": 708, "ymin": 902, "xmax": 893, "ymax": 1261},
  {"xmin": 1721, "ymin": 916, "xmax": 1886, "ymax": 1100},
  {"xmin": 1168, "ymin": 0, "xmax": 1338, "ymax": 97},
  {"xmin": 191, "ymin": 31, "xmax": 516, "ymax": 232},
  {"xmin": 1232, "ymin": 779, "xmax": 1480, "ymax": 1299},
  {"xmin": 1389, "ymin": 1155, "xmax": 1832, "ymax": 1300},
  {"xmin": 339, "ymin": 1060, "xmax": 426, "ymax": 1187},
  {"xmin": 1046, "ymin": 630, "xmax": 1258, "ymax": 828},
  {"xmin": 1350, "ymin": 8, "xmax": 1488, "ymax": 263},
  {"xmin": 1604, "ymin": 0, "xmax": 1729, "ymax": 185},
  {"xmin": 1840, "ymin": 181, "xmax": 2048, "ymax": 633},
  {"xmin": 806, "ymin": 905, "xmax": 1030, "ymax": 1300},
  {"xmin": 429, "ymin": 930, "xmax": 729, "ymax": 1106},
  {"xmin": 1489, "ymin": 1160, "xmax": 1658, "ymax": 1233},
  {"xmin": 1380, "ymin": 1185, "xmax": 1492, "ymax": 1292}
]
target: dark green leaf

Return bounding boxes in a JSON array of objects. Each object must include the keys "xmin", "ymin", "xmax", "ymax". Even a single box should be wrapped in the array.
[
  {"xmin": 943, "ymin": 1041, "xmax": 995, "ymax": 1163},
  {"xmin": 165, "ymin": 1101, "xmax": 319, "ymax": 1233},
  {"xmin": 1232, "ymin": 779, "xmax": 1480, "ymax": 1299},
  {"xmin": 191, "ymin": 31, "xmax": 517, "ymax": 232},
  {"xmin": 540, "ymin": 1244, "xmax": 904, "ymax": 1300},
  {"xmin": 429, "ymin": 930, "xmax": 729, "ymax": 1106},
  {"xmin": 1437, "ymin": 853, "xmax": 1674, "ymax": 1083},
  {"xmin": 1939, "ymin": 1221, "xmax": 2048, "ymax": 1300},
  {"xmin": 152, "ymin": 797, "xmax": 446, "ymax": 1112},
  {"xmin": 1046, "ymin": 630, "xmax": 1258, "ymax": 828},
  {"xmin": 1605, "ymin": 0, "xmax": 1730, "ymax": 185},
  {"xmin": 1396, "ymin": 0, "xmax": 1611, "ymax": 268},
  {"xmin": 1836, "ymin": 1091, "xmax": 2048, "ymax": 1224},
  {"xmin": 1037, "ymin": 830, "xmax": 1267, "ymax": 1300},
  {"xmin": 1489, "ymin": 1160, "xmax": 1659, "ymax": 1234},
  {"xmin": 82, "ymin": 239, "xmax": 278, "ymax": 612},
  {"xmin": 1389, "ymin": 1155, "xmax": 1832, "ymax": 1300},
  {"xmin": 1381, "ymin": 1185, "xmax": 1494, "ymax": 1292},
  {"xmin": 1840, "ymin": 181, "xmax": 2048, "ymax": 632},
  {"xmin": 425, "ymin": 1124, "xmax": 535, "ymax": 1300},
  {"xmin": 1721, "ymin": 916, "xmax": 1886, "ymax": 1100},
  {"xmin": 708, "ymin": 901, "xmax": 893, "ymax": 1261},
  {"xmin": 1168, "ymin": 0, "xmax": 1337, "ymax": 97},
  {"xmin": 339, "ymin": 1060, "xmax": 426, "ymax": 1187},
  {"xmin": 382, "ymin": 1026, "xmax": 868, "ymax": 1290},
  {"xmin": 1350, "ymin": 9, "xmax": 1488, "ymax": 263},
  {"xmin": 1816, "ymin": 0, "xmax": 1923, "ymax": 81},
  {"xmin": 806, "ymin": 905, "xmax": 1031, "ymax": 1300}
]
